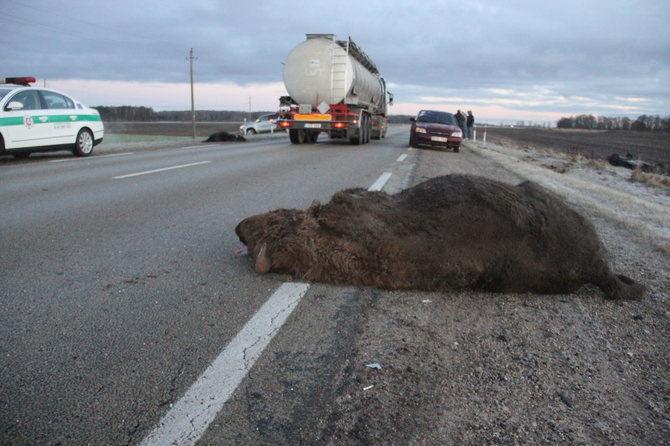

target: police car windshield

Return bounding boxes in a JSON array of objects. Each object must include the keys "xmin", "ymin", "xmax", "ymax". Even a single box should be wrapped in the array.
[{"xmin": 0, "ymin": 88, "xmax": 13, "ymax": 101}]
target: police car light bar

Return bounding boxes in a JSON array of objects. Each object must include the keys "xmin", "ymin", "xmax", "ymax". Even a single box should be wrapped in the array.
[{"xmin": 1, "ymin": 77, "xmax": 36, "ymax": 86}]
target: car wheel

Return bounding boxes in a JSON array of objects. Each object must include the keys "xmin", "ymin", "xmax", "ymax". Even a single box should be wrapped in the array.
[
  {"xmin": 453, "ymin": 146, "xmax": 460, "ymax": 153},
  {"xmin": 73, "ymin": 128, "xmax": 94, "ymax": 157},
  {"xmin": 409, "ymin": 135, "xmax": 418, "ymax": 148},
  {"xmin": 246, "ymin": 128, "xmax": 256, "ymax": 135}
]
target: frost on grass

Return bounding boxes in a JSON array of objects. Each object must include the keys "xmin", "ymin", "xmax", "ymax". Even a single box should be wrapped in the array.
[{"xmin": 468, "ymin": 142, "xmax": 670, "ymax": 251}]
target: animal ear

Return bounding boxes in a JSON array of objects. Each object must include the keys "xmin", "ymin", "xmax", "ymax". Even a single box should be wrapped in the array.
[
  {"xmin": 307, "ymin": 200, "xmax": 321, "ymax": 217},
  {"xmin": 255, "ymin": 243, "xmax": 271, "ymax": 274}
]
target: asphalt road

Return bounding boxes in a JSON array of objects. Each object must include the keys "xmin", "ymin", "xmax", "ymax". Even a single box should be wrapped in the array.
[{"xmin": 0, "ymin": 128, "xmax": 414, "ymax": 445}]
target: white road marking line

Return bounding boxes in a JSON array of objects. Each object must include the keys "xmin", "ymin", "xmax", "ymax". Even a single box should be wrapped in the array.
[
  {"xmin": 139, "ymin": 282, "xmax": 311, "ymax": 446},
  {"xmin": 396, "ymin": 154, "xmax": 408, "ymax": 162},
  {"xmin": 368, "ymin": 172, "xmax": 392, "ymax": 191},
  {"xmin": 112, "ymin": 161, "xmax": 211, "ymax": 179},
  {"xmin": 140, "ymin": 172, "xmax": 392, "ymax": 445},
  {"xmin": 49, "ymin": 152, "xmax": 134, "ymax": 162},
  {"xmin": 180, "ymin": 145, "xmax": 209, "ymax": 150}
]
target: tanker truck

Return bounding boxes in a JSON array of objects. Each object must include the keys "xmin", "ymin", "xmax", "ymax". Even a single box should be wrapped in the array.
[{"xmin": 277, "ymin": 34, "xmax": 393, "ymax": 145}]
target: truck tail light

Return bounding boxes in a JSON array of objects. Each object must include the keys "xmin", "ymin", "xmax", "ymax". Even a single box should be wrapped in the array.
[
  {"xmin": 279, "ymin": 120, "xmax": 292, "ymax": 128},
  {"xmin": 333, "ymin": 122, "xmax": 348, "ymax": 129}
]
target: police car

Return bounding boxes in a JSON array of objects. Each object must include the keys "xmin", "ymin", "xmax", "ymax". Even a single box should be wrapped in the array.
[{"xmin": 0, "ymin": 77, "xmax": 104, "ymax": 158}]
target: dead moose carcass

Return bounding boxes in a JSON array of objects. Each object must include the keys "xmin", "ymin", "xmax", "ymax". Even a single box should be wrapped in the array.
[
  {"xmin": 203, "ymin": 131, "xmax": 246, "ymax": 142},
  {"xmin": 235, "ymin": 174, "xmax": 644, "ymax": 299}
]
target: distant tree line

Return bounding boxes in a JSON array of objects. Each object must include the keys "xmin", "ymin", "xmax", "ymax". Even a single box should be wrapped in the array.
[
  {"xmin": 94, "ymin": 106, "xmax": 157, "ymax": 121},
  {"xmin": 93, "ymin": 105, "xmax": 417, "ymax": 124},
  {"xmin": 557, "ymin": 114, "xmax": 670, "ymax": 131},
  {"xmin": 93, "ymin": 106, "xmax": 273, "ymax": 122},
  {"xmin": 387, "ymin": 115, "xmax": 413, "ymax": 123}
]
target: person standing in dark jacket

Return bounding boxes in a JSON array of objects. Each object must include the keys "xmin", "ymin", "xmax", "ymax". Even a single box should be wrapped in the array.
[
  {"xmin": 466, "ymin": 110, "xmax": 475, "ymax": 140},
  {"xmin": 455, "ymin": 110, "xmax": 466, "ymax": 136}
]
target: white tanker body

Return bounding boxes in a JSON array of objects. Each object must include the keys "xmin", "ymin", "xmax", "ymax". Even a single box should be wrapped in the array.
[{"xmin": 277, "ymin": 34, "xmax": 393, "ymax": 145}]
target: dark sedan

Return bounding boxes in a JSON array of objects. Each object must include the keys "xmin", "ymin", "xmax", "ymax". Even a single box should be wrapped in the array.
[{"xmin": 409, "ymin": 110, "xmax": 463, "ymax": 152}]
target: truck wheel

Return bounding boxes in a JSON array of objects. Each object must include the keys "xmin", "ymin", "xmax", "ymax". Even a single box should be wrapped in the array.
[
  {"xmin": 361, "ymin": 116, "xmax": 368, "ymax": 144},
  {"xmin": 289, "ymin": 129, "xmax": 298, "ymax": 143},
  {"xmin": 73, "ymin": 128, "xmax": 94, "ymax": 157},
  {"xmin": 289, "ymin": 129, "xmax": 305, "ymax": 144},
  {"xmin": 350, "ymin": 130, "xmax": 362, "ymax": 145},
  {"xmin": 362, "ymin": 118, "xmax": 367, "ymax": 144},
  {"xmin": 351, "ymin": 116, "xmax": 368, "ymax": 145}
]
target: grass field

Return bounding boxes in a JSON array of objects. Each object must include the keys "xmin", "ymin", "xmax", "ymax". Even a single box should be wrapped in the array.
[{"xmin": 104, "ymin": 121, "xmax": 242, "ymax": 138}]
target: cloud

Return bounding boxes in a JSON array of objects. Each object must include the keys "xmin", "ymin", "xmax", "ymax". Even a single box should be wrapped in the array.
[{"xmin": 4, "ymin": 0, "xmax": 668, "ymax": 121}]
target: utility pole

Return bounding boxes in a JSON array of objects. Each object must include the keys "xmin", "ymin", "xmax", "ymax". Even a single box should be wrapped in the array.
[{"xmin": 188, "ymin": 48, "xmax": 197, "ymax": 139}]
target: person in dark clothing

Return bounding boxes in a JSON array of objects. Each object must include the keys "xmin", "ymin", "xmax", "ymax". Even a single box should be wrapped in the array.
[
  {"xmin": 466, "ymin": 110, "xmax": 475, "ymax": 140},
  {"xmin": 455, "ymin": 110, "xmax": 466, "ymax": 136}
]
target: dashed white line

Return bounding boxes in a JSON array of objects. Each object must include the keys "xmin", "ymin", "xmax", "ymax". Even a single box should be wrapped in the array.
[
  {"xmin": 112, "ymin": 161, "xmax": 211, "ymax": 179},
  {"xmin": 139, "ymin": 282, "xmax": 311, "ymax": 446},
  {"xmin": 396, "ymin": 154, "xmax": 408, "ymax": 162},
  {"xmin": 368, "ymin": 172, "xmax": 392, "ymax": 191}
]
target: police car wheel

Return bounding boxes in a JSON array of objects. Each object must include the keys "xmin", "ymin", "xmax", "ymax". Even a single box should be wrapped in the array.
[{"xmin": 73, "ymin": 129, "xmax": 94, "ymax": 157}]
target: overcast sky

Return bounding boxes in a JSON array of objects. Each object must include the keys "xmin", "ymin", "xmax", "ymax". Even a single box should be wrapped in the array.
[{"xmin": 3, "ymin": 0, "xmax": 668, "ymax": 123}]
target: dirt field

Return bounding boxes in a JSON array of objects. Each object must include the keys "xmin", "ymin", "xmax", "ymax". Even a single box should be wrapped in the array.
[{"xmin": 484, "ymin": 127, "xmax": 670, "ymax": 166}]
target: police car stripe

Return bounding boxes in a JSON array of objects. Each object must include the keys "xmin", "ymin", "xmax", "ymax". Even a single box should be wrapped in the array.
[{"xmin": 0, "ymin": 114, "xmax": 102, "ymax": 126}]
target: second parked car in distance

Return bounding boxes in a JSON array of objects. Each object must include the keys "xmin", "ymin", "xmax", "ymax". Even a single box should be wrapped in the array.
[
  {"xmin": 239, "ymin": 113, "xmax": 279, "ymax": 135},
  {"xmin": 409, "ymin": 110, "xmax": 462, "ymax": 152}
]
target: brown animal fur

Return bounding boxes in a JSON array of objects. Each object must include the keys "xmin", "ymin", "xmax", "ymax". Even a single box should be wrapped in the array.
[{"xmin": 235, "ymin": 174, "xmax": 645, "ymax": 299}]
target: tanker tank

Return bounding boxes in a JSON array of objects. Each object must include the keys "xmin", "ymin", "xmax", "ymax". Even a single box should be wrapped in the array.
[{"xmin": 282, "ymin": 35, "xmax": 384, "ymax": 111}]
